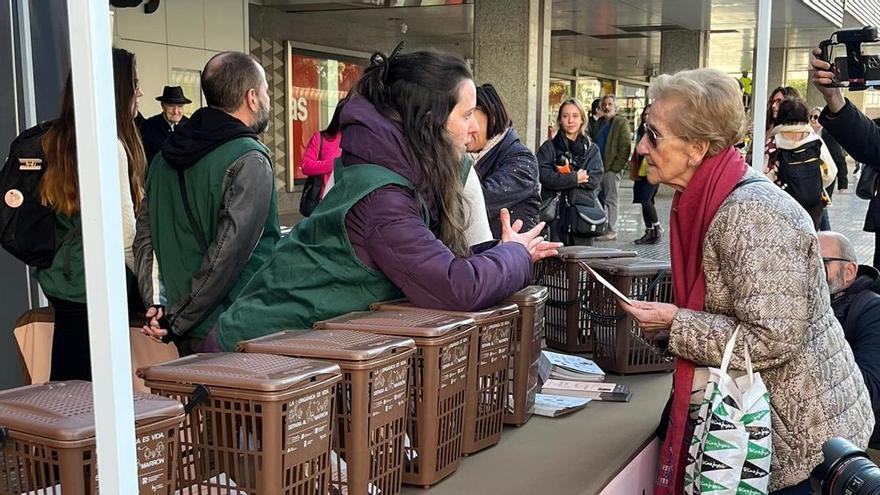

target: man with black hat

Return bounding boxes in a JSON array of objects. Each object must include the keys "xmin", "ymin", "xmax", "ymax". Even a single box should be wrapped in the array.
[{"xmin": 140, "ymin": 85, "xmax": 192, "ymax": 163}]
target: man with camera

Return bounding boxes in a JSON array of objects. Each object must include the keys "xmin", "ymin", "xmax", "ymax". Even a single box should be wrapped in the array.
[
  {"xmin": 818, "ymin": 232, "xmax": 880, "ymax": 457},
  {"xmin": 810, "ymin": 33, "xmax": 880, "ymax": 269}
]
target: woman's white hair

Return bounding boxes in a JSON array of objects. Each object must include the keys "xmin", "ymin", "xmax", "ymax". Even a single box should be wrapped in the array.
[{"xmin": 648, "ymin": 68, "xmax": 745, "ymax": 156}]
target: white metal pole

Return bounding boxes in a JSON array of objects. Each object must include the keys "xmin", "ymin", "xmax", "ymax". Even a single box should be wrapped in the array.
[
  {"xmin": 751, "ymin": 0, "xmax": 772, "ymax": 167},
  {"xmin": 66, "ymin": 1, "xmax": 138, "ymax": 493}
]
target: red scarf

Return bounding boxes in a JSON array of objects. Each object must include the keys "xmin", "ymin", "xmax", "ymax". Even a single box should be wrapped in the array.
[{"xmin": 655, "ymin": 147, "xmax": 748, "ymax": 494}]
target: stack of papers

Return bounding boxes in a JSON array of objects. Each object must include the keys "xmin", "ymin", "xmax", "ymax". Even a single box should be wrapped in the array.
[
  {"xmin": 538, "ymin": 350, "xmax": 605, "ymax": 383},
  {"xmin": 533, "ymin": 394, "xmax": 592, "ymax": 417},
  {"xmin": 541, "ymin": 379, "xmax": 632, "ymax": 402}
]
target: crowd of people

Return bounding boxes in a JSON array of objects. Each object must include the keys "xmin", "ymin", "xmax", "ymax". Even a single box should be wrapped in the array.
[{"xmin": 8, "ymin": 37, "xmax": 880, "ymax": 495}]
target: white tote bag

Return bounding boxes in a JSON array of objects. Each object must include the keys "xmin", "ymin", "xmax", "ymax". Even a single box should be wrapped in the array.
[{"xmin": 684, "ymin": 326, "xmax": 773, "ymax": 495}]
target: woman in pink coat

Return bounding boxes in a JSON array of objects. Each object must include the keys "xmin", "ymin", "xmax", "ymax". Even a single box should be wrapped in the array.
[{"xmin": 301, "ymin": 104, "xmax": 344, "ymax": 198}]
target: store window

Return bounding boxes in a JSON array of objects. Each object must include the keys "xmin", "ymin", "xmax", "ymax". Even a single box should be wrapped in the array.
[
  {"xmin": 288, "ymin": 48, "xmax": 364, "ymax": 186},
  {"xmin": 547, "ymin": 78, "xmax": 573, "ymax": 138},
  {"xmin": 615, "ymin": 83, "xmax": 647, "ymax": 138}
]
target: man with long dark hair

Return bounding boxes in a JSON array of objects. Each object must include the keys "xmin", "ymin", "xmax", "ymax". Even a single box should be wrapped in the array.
[{"xmin": 134, "ymin": 51, "xmax": 280, "ymax": 355}]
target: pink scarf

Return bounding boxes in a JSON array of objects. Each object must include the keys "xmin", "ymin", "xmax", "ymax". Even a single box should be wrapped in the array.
[{"xmin": 656, "ymin": 147, "xmax": 748, "ymax": 494}]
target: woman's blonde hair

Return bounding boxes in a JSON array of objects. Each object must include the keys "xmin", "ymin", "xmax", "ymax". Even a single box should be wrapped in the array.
[
  {"xmin": 554, "ymin": 98, "xmax": 587, "ymax": 137},
  {"xmin": 648, "ymin": 68, "xmax": 744, "ymax": 156}
]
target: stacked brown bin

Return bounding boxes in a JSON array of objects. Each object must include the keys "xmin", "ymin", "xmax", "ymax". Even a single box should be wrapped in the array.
[
  {"xmin": 502, "ymin": 286, "xmax": 548, "ymax": 426},
  {"xmin": 237, "ymin": 330, "xmax": 416, "ymax": 495},
  {"xmin": 138, "ymin": 352, "xmax": 341, "ymax": 495},
  {"xmin": 587, "ymin": 257, "xmax": 676, "ymax": 374},
  {"xmin": 314, "ymin": 311, "xmax": 474, "ymax": 488},
  {"xmin": 371, "ymin": 301, "xmax": 517, "ymax": 455},
  {"xmin": 0, "ymin": 380, "xmax": 183, "ymax": 495},
  {"xmin": 534, "ymin": 246, "xmax": 637, "ymax": 353}
]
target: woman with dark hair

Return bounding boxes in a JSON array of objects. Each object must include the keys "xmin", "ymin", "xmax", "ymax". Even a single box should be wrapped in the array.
[
  {"xmin": 588, "ymin": 97, "xmax": 603, "ymax": 139},
  {"xmin": 536, "ymin": 98, "xmax": 604, "ymax": 246},
  {"xmin": 764, "ymin": 98, "xmax": 837, "ymax": 230},
  {"xmin": 37, "ymin": 47, "xmax": 147, "ymax": 380},
  {"xmin": 301, "ymin": 102, "xmax": 344, "ymax": 200},
  {"xmin": 766, "ymin": 86, "xmax": 801, "ymax": 130},
  {"xmin": 465, "ymin": 84, "xmax": 540, "ymax": 237},
  {"xmin": 210, "ymin": 48, "xmax": 560, "ymax": 350},
  {"xmin": 631, "ymin": 104, "xmax": 662, "ymax": 244}
]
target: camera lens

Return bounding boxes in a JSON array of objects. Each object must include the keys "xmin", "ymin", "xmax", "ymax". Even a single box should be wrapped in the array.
[{"xmin": 811, "ymin": 438, "xmax": 880, "ymax": 494}]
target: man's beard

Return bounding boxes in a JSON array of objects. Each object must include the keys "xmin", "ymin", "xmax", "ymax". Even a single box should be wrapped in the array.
[
  {"xmin": 252, "ymin": 102, "xmax": 270, "ymax": 134},
  {"xmin": 828, "ymin": 271, "xmax": 848, "ymax": 296}
]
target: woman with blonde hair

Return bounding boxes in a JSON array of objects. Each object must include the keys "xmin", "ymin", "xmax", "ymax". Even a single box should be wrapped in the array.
[
  {"xmin": 621, "ymin": 68, "xmax": 872, "ymax": 494},
  {"xmin": 536, "ymin": 98, "xmax": 604, "ymax": 245},
  {"xmin": 37, "ymin": 47, "xmax": 147, "ymax": 380}
]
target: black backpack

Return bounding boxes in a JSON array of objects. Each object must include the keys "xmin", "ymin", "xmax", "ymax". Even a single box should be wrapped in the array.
[
  {"xmin": 774, "ymin": 139, "xmax": 825, "ymax": 209},
  {"xmin": 0, "ymin": 121, "xmax": 58, "ymax": 268}
]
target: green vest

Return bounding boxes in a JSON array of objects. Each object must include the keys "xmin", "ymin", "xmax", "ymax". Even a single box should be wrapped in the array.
[
  {"xmin": 148, "ymin": 137, "xmax": 280, "ymax": 338},
  {"xmin": 35, "ymin": 214, "xmax": 85, "ymax": 303},
  {"xmin": 216, "ymin": 163, "xmax": 416, "ymax": 351}
]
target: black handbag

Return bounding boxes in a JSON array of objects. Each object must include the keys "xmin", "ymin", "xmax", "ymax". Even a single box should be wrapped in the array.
[
  {"xmin": 857, "ymin": 162, "xmax": 879, "ymax": 200},
  {"xmin": 568, "ymin": 203, "xmax": 606, "ymax": 237},
  {"xmin": 539, "ymin": 193, "xmax": 561, "ymax": 223},
  {"xmin": 298, "ymin": 134, "xmax": 325, "ymax": 217}
]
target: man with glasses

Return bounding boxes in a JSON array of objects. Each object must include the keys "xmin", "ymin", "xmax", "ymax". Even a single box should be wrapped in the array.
[{"xmin": 818, "ymin": 231, "xmax": 880, "ymax": 455}]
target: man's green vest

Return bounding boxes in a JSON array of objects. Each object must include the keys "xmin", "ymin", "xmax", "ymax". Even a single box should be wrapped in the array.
[
  {"xmin": 149, "ymin": 137, "xmax": 279, "ymax": 338},
  {"xmin": 216, "ymin": 163, "xmax": 415, "ymax": 351}
]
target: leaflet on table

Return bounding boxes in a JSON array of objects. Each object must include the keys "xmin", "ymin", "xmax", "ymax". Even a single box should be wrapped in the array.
[
  {"xmin": 533, "ymin": 393, "xmax": 592, "ymax": 417},
  {"xmin": 541, "ymin": 379, "xmax": 632, "ymax": 402},
  {"xmin": 540, "ymin": 350, "xmax": 605, "ymax": 380}
]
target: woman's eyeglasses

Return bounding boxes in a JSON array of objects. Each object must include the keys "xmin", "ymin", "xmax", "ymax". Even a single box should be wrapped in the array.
[{"xmin": 642, "ymin": 123, "xmax": 681, "ymax": 149}]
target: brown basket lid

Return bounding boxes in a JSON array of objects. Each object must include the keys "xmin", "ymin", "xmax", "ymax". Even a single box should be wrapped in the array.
[
  {"xmin": 315, "ymin": 310, "xmax": 474, "ymax": 338},
  {"xmin": 587, "ymin": 256, "xmax": 671, "ymax": 276},
  {"xmin": 503, "ymin": 285, "xmax": 548, "ymax": 306},
  {"xmin": 557, "ymin": 246, "xmax": 638, "ymax": 260},
  {"xmin": 238, "ymin": 330, "xmax": 415, "ymax": 362},
  {"xmin": 371, "ymin": 300, "xmax": 519, "ymax": 322},
  {"xmin": 137, "ymin": 352, "xmax": 340, "ymax": 393},
  {"xmin": 0, "ymin": 381, "xmax": 183, "ymax": 442}
]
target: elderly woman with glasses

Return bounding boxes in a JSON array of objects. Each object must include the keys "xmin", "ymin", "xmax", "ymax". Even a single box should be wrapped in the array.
[{"xmin": 620, "ymin": 68, "xmax": 872, "ymax": 495}]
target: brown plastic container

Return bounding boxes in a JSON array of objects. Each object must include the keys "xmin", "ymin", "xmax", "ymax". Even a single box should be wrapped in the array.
[
  {"xmin": 502, "ymin": 286, "xmax": 548, "ymax": 426},
  {"xmin": 587, "ymin": 257, "xmax": 676, "ymax": 374},
  {"xmin": 138, "ymin": 353, "xmax": 341, "ymax": 495},
  {"xmin": 237, "ymin": 330, "xmax": 416, "ymax": 495},
  {"xmin": 533, "ymin": 246, "xmax": 638, "ymax": 353},
  {"xmin": 0, "ymin": 380, "xmax": 183, "ymax": 495},
  {"xmin": 314, "ymin": 311, "xmax": 474, "ymax": 488},
  {"xmin": 370, "ymin": 301, "xmax": 517, "ymax": 455}
]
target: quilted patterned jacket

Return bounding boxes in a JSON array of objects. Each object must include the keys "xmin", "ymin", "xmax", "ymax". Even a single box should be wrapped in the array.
[{"xmin": 668, "ymin": 170, "xmax": 875, "ymax": 491}]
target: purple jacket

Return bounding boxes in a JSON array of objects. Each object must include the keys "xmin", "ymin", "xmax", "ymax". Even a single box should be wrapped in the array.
[{"xmin": 340, "ymin": 97, "xmax": 532, "ymax": 311}]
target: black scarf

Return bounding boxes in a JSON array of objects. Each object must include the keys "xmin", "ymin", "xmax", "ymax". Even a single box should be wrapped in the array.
[{"xmin": 162, "ymin": 107, "xmax": 258, "ymax": 170}]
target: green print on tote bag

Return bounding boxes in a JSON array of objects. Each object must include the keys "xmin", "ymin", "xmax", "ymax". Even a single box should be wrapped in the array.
[{"xmin": 684, "ymin": 326, "xmax": 773, "ymax": 495}]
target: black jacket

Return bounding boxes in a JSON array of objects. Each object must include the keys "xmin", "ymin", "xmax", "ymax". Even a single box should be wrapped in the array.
[
  {"xmin": 474, "ymin": 128, "xmax": 541, "ymax": 238},
  {"xmin": 140, "ymin": 113, "xmax": 190, "ymax": 165},
  {"xmin": 536, "ymin": 132, "xmax": 604, "ymax": 208},
  {"xmin": 820, "ymin": 100, "xmax": 880, "ymax": 231},
  {"xmin": 831, "ymin": 264, "xmax": 880, "ymax": 448}
]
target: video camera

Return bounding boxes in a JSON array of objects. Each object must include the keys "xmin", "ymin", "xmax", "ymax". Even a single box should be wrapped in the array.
[{"xmin": 819, "ymin": 26, "xmax": 880, "ymax": 90}]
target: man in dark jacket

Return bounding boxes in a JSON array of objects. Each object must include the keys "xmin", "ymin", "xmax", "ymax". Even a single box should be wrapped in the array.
[
  {"xmin": 818, "ymin": 231, "xmax": 880, "ymax": 450},
  {"xmin": 134, "ymin": 52, "xmax": 279, "ymax": 354},
  {"xmin": 139, "ymin": 86, "xmax": 191, "ymax": 164},
  {"xmin": 811, "ymin": 46, "xmax": 880, "ymax": 268},
  {"xmin": 594, "ymin": 94, "xmax": 632, "ymax": 241}
]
